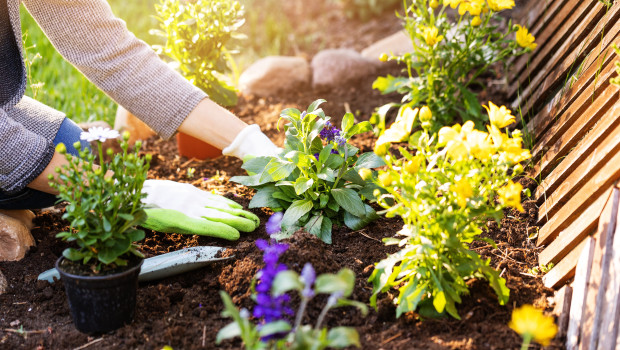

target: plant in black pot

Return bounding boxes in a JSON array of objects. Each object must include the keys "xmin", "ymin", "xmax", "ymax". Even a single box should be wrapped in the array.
[{"xmin": 49, "ymin": 128, "xmax": 151, "ymax": 334}]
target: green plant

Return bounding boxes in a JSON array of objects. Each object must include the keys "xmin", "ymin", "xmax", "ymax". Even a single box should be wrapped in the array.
[
  {"xmin": 331, "ymin": 0, "xmax": 401, "ymax": 21},
  {"xmin": 49, "ymin": 129, "xmax": 151, "ymax": 269},
  {"xmin": 372, "ymin": 0, "xmax": 535, "ymax": 134},
  {"xmin": 611, "ymin": 43, "xmax": 620, "ymax": 87},
  {"xmin": 231, "ymin": 100, "xmax": 384, "ymax": 244},
  {"xmin": 152, "ymin": 0, "xmax": 244, "ymax": 106},
  {"xmin": 528, "ymin": 263, "xmax": 554, "ymax": 276},
  {"xmin": 367, "ymin": 103, "xmax": 530, "ymax": 319}
]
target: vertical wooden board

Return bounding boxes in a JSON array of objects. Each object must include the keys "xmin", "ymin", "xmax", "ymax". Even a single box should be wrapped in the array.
[
  {"xmin": 597, "ymin": 195, "xmax": 620, "ymax": 350},
  {"xmin": 579, "ymin": 189, "xmax": 619, "ymax": 350},
  {"xmin": 554, "ymin": 285, "xmax": 573, "ymax": 339},
  {"xmin": 566, "ymin": 236, "xmax": 595, "ymax": 350},
  {"xmin": 543, "ymin": 238, "xmax": 586, "ymax": 289},
  {"xmin": 539, "ymin": 188, "xmax": 612, "ymax": 266}
]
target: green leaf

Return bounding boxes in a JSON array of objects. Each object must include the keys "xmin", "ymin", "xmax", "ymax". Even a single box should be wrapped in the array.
[
  {"xmin": 319, "ymin": 216, "xmax": 333, "ymax": 244},
  {"xmin": 341, "ymin": 113, "xmax": 354, "ymax": 134},
  {"xmin": 319, "ymin": 144, "xmax": 334, "ymax": 166},
  {"xmin": 293, "ymin": 177, "xmax": 314, "ymax": 195},
  {"xmin": 315, "ymin": 268, "xmax": 355, "ymax": 296},
  {"xmin": 336, "ymin": 299, "xmax": 369, "ymax": 315},
  {"xmin": 242, "ymin": 156, "xmax": 273, "ymax": 175},
  {"xmin": 331, "ymin": 188, "xmax": 366, "ymax": 217},
  {"xmin": 327, "ymin": 327, "xmax": 361, "ymax": 348},
  {"xmin": 372, "ymin": 75, "xmax": 409, "ymax": 94},
  {"xmin": 354, "ymin": 152, "xmax": 386, "ymax": 170},
  {"xmin": 433, "ymin": 291, "xmax": 446, "ymax": 314},
  {"xmin": 272, "ymin": 270, "xmax": 303, "ymax": 295},
  {"xmin": 216, "ymin": 322, "xmax": 242, "ymax": 344},
  {"xmin": 344, "ymin": 204, "xmax": 379, "ymax": 230},
  {"xmin": 249, "ymin": 185, "xmax": 282, "ymax": 209},
  {"xmin": 258, "ymin": 321, "xmax": 291, "ymax": 338},
  {"xmin": 346, "ymin": 121, "xmax": 372, "ymax": 138},
  {"xmin": 262, "ymin": 159, "xmax": 296, "ymax": 183},
  {"xmin": 282, "ymin": 199, "xmax": 313, "ymax": 227},
  {"xmin": 62, "ymin": 248, "xmax": 84, "ymax": 262},
  {"xmin": 307, "ymin": 99, "xmax": 326, "ymax": 113},
  {"xmin": 305, "ymin": 215, "xmax": 324, "ymax": 238},
  {"xmin": 342, "ymin": 168, "xmax": 365, "ymax": 186}
]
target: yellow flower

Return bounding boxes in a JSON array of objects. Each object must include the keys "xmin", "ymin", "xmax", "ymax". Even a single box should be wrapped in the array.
[
  {"xmin": 452, "ymin": 178, "xmax": 473, "ymax": 208},
  {"xmin": 438, "ymin": 122, "xmax": 475, "ymax": 160},
  {"xmin": 515, "ymin": 25, "xmax": 537, "ymax": 50},
  {"xmin": 404, "ymin": 156, "xmax": 423, "ymax": 174},
  {"xmin": 358, "ymin": 168, "xmax": 372, "ymax": 180},
  {"xmin": 423, "ymin": 26, "xmax": 444, "ymax": 47},
  {"xmin": 458, "ymin": 3, "xmax": 468, "ymax": 15},
  {"xmin": 379, "ymin": 53, "xmax": 389, "ymax": 62},
  {"xmin": 375, "ymin": 107, "xmax": 418, "ymax": 152},
  {"xmin": 468, "ymin": 0, "xmax": 485, "ymax": 15},
  {"xmin": 430, "ymin": 0, "xmax": 440, "ymax": 8},
  {"xmin": 466, "ymin": 130, "xmax": 494, "ymax": 161},
  {"xmin": 443, "ymin": 0, "xmax": 462, "ymax": 8},
  {"xmin": 498, "ymin": 180, "xmax": 524, "ymax": 212},
  {"xmin": 484, "ymin": 101, "xmax": 515, "ymax": 129},
  {"xmin": 471, "ymin": 16, "xmax": 482, "ymax": 26},
  {"xmin": 487, "ymin": 0, "xmax": 514, "ymax": 11},
  {"xmin": 378, "ymin": 172, "xmax": 393, "ymax": 188},
  {"xmin": 509, "ymin": 305, "xmax": 558, "ymax": 346},
  {"xmin": 419, "ymin": 106, "xmax": 432, "ymax": 123}
]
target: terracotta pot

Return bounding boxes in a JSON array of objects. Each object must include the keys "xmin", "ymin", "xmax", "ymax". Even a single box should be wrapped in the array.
[{"xmin": 176, "ymin": 132, "xmax": 222, "ymax": 159}]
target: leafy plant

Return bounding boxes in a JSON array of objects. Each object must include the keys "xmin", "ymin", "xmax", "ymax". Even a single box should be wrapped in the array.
[
  {"xmin": 231, "ymin": 100, "xmax": 385, "ymax": 244},
  {"xmin": 217, "ymin": 216, "xmax": 367, "ymax": 349},
  {"xmin": 367, "ymin": 103, "xmax": 531, "ymax": 319},
  {"xmin": 331, "ymin": 0, "xmax": 401, "ymax": 21},
  {"xmin": 49, "ymin": 129, "xmax": 151, "ymax": 269},
  {"xmin": 152, "ymin": 0, "xmax": 244, "ymax": 106},
  {"xmin": 371, "ymin": 0, "xmax": 536, "ymax": 134}
]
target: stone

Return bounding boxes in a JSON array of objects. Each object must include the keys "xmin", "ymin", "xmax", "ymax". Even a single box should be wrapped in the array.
[
  {"xmin": 113, "ymin": 105, "xmax": 157, "ymax": 145},
  {"xmin": 0, "ymin": 268, "xmax": 7, "ymax": 294},
  {"xmin": 361, "ymin": 30, "xmax": 413, "ymax": 61},
  {"xmin": 311, "ymin": 49, "xmax": 379, "ymax": 89},
  {"xmin": 0, "ymin": 213, "xmax": 35, "ymax": 261},
  {"xmin": 0, "ymin": 209, "xmax": 35, "ymax": 230},
  {"xmin": 239, "ymin": 56, "xmax": 311, "ymax": 97}
]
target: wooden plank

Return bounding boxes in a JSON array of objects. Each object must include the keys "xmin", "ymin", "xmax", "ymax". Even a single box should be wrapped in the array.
[
  {"xmin": 509, "ymin": 0, "xmax": 603, "ymax": 101},
  {"xmin": 566, "ymin": 236, "xmax": 595, "ymax": 350},
  {"xmin": 525, "ymin": 29, "xmax": 619, "ymax": 144},
  {"xmin": 553, "ymin": 285, "xmax": 573, "ymax": 339},
  {"xmin": 597, "ymin": 197, "xmax": 620, "ymax": 350},
  {"xmin": 543, "ymin": 237, "xmax": 586, "ymax": 289},
  {"xmin": 533, "ymin": 88, "xmax": 620, "ymax": 203},
  {"xmin": 535, "ymin": 100, "xmax": 620, "ymax": 240},
  {"xmin": 539, "ymin": 187, "xmax": 612, "ymax": 266},
  {"xmin": 508, "ymin": 0, "xmax": 581, "ymax": 84},
  {"xmin": 579, "ymin": 189, "xmax": 619, "ymax": 350},
  {"xmin": 511, "ymin": 2, "xmax": 620, "ymax": 115},
  {"xmin": 536, "ymin": 108, "xmax": 620, "ymax": 221}
]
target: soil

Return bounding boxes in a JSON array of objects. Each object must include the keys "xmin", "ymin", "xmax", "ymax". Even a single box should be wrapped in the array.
[{"xmin": 0, "ymin": 1, "xmax": 561, "ymax": 349}]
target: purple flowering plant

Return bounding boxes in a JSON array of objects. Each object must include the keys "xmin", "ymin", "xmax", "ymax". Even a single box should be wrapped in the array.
[
  {"xmin": 217, "ymin": 213, "xmax": 368, "ymax": 349},
  {"xmin": 231, "ymin": 100, "xmax": 386, "ymax": 244}
]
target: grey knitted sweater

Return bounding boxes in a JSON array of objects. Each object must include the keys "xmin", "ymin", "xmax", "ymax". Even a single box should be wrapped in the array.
[{"xmin": 1, "ymin": 0, "xmax": 207, "ymax": 194}]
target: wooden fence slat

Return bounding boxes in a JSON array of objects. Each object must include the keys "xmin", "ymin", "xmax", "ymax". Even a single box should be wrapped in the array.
[
  {"xmin": 538, "ymin": 187, "xmax": 613, "ymax": 266},
  {"xmin": 536, "ymin": 110, "xmax": 620, "ymax": 221},
  {"xmin": 597, "ymin": 199, "xmax": 620, "ymax": 350},
  {"xmin": 554, "ymin": 285, "xmax": 573, "ymax": 340},
  {"xmin": 533, "ymin": 82, "xmax": 620, "ymax": 203},
  {"xmin": 579, "ymin": 189, "xmax": 619, "ymax": 350},
  {"xmin": 543, "ymin": 236, "xmax": 587, "ymax": 289},
  {"xmin": 566, "ymin": 236, "xmax": 595, "ymax": 350},
  {"xmin": 508, "ymin": 0, "xmax": 581, "ymax": 84},
  {"xmin": 525, "ymin": 29, "xmax": 620, "ymax": 145},
  {"xmin": 509, "ymin": 0, "xmax": 604, "ymax": 102},
  {"xmin": 511, "ymin": 2, "xmax": 619, "ymax": 116}
]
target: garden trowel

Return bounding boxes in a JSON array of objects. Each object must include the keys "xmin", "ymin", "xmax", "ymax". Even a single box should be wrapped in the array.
[{"xmin": 37, "ymin": 246, "xmax": 232, "ymax": 283}]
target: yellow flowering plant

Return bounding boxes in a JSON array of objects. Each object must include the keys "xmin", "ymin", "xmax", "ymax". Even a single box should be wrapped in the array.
[
  {"xmin": 509, "ymin": 304, "xmax": 558, "ymax": 348},
  {"xmin": 372, "ymin": 0, "xmax": 536, "ymax": 134},
  {"xmin": 367, "ymin": 103, "xmax": 530, "ymax": 319}
]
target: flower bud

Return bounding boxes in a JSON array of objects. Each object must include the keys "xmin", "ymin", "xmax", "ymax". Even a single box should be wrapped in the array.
[
  {"xmin": 122, "ymin": 131, "xmax": 130, "ymax": 141},
  {"xmin": 419, "ymin": 106, "xmax": 432, "ymax": 123},
  {"xmin": 74, "ymin": 141, "xmax": 82, "ymax": 151},
  {"xmin": 358, "ymin": 168, "xmax": 372, "ymax": 180},
  {"xmin": 107, "ymin": 148, "xmax": 114, "ymax": 156},
  {"xmin": 145, "ymin": 153, "xmax": 153, "ymax": 162},
  {"xmin": 513, "ymin": 164, "xmax": 524, "ymax": 175},
  {"xmin": 56, "ymin": 143, "xmax": 67, "ymax": 154},
  {"xmin": 135, "ymin": 140, "xmax": 142, "ymax": 149},
  {"xmin": 55, "ymin": 167, "xmax": 62, "ymax": 173},
  {"xmin": 429, "ymin": 0, "xmax": 439, "ymax": 8},
  {"xmin": 47, "ymin": 174, "xmax": 54, "ymax": 180},
  {"xmin": 234, "ymin": 2, "xmax": 241, "ymax": 11},
  {"xmin": 378, "ymin": 172, "xmax": 393, "ymax": 188},
  {"xmin": 471, "ymin": 16, "xmax": 482, "ymax": 26},
  {"xmin": 379, "ymin": 53, "xmax": 389, "ymax": 62},
  {"xmin": 373, "ymin": 189, "xmax": 381, "ymax": 198},
  {"xmin": 405, "ymin": 159, "xmax": 420, "ymax": 174},
  {"xmin": 374, "ymin": 142, "xmax": 390, "ymax": 156}
]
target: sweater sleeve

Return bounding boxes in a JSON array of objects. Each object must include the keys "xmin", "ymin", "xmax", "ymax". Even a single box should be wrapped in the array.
[
  {"xmin": 22, "ymin": 0, "xmax": 208, "ymax": 140},
  {"xmin": 0, "ymin": 108, "xmax": 55, "ymax": 194}
]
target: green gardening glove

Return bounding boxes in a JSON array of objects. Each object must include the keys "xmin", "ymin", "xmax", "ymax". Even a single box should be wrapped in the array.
[{"xmin": 140, "ymin": 180, "xmax": 259, "ymax": 240}]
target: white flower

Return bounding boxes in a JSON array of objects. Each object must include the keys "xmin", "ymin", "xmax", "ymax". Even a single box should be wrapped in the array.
[{"xmin": 80, "ymin": 127, "xmax": 120, "ymax": 143}]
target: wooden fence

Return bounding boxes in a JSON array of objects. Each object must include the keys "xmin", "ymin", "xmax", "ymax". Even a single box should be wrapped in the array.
[{"xmin": 509, "ymin": 0, "xmax": 620, "ymax": 348}]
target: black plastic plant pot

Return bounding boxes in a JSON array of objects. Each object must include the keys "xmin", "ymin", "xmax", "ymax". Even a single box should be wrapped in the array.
[{"xmin": 55, "ymin": 256, "xmax": 143, "ymax": 334}]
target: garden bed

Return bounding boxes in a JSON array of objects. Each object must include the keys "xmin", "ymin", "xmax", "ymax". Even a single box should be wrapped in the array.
[{"xmin": 0, "ymin": 1, "xmax": 562, "ymax": 349}]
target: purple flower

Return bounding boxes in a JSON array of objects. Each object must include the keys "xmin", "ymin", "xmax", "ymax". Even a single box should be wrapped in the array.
[
  {"xmin": 266, "ymin": 212, "xmax": 284, "ymax": 235},
  {"xmin": 319, "ymin": 121, "xmax": 342, "ymax": 143},
  {"xmin": 300, "ymin": 263, "xmax": 316, "ymax": 298},
  {"xmin": 253, "ymin": 239, "xmax": 293, "ymax": 329},
  {"xmin": 330, "ymin": 148, "xmax": 339, "ymax": 154},
  {"xmin": 314, "ymin": 153, "xmax": 320, "ymax": 160},
  {"xmin": 334, "ymin": 135, "xmax": 346, "ymax": 147}
]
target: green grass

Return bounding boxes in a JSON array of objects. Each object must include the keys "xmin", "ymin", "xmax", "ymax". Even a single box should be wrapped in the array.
[{"xmin": 20, "ymin": 0, "xmax": 299, "ymax": 125}]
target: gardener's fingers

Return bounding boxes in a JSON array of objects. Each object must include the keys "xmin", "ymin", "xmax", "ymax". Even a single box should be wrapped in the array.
[
  {"xmin": 142, "ymin": 208, "xmax": 240, "ymax": 240},
  {"xmin": 188, "ymin": 207, "xmax": 258, "ymax": 232}
]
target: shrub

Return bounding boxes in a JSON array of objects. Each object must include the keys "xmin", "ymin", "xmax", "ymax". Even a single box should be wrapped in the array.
[
  {"xmin": 231, "ymin": 100, "xmax": 384, "ymax": 244},
  {"xmin": 49, "ymin": 129, "xmax": 151, "ymax": 269},
  {"xmin": 372, "ymin": 0, "xmax": 536, "ymax": 134},
  {"xmin": 152, "ymin": 0, "xmax": 245, "ymax": 106},
  {"xmin": 367, "ymin": 103, "xmax": 530, "ymax": 319}
]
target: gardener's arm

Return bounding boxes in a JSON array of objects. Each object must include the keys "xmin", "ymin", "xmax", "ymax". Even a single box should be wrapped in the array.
[{"xmin": 23, "ymin": 0, "xmax": 278, "ymax": 158}]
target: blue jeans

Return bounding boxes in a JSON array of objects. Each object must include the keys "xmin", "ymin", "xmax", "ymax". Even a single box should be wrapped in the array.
[{"xmin": 0, "ymin": 118, "xmax": 91, "ymax": 209}]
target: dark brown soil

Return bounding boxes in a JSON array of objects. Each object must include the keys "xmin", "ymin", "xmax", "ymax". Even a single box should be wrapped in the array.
[{"xmin": 0, "ymin": 1, "xmax": 561, "ymax": 349}]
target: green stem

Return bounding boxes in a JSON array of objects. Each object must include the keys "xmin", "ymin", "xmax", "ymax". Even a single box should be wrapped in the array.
[{"xmin": 520, "ymin": 334, "xmax": 532, "ymax": 350}]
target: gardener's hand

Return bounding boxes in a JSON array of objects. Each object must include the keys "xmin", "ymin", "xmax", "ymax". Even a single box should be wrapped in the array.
[
  {"xmin": 140, "ymin": 180, "xmax": 259, "ymax": 240},
  {"xmin": 222, "ymin": 124, "xmax": 281, "ymax": 159}
]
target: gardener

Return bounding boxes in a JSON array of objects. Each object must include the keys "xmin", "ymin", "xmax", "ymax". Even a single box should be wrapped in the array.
[{"xmin": 0, "ymin": 0, "xmax": 279, "ymax": 260}]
